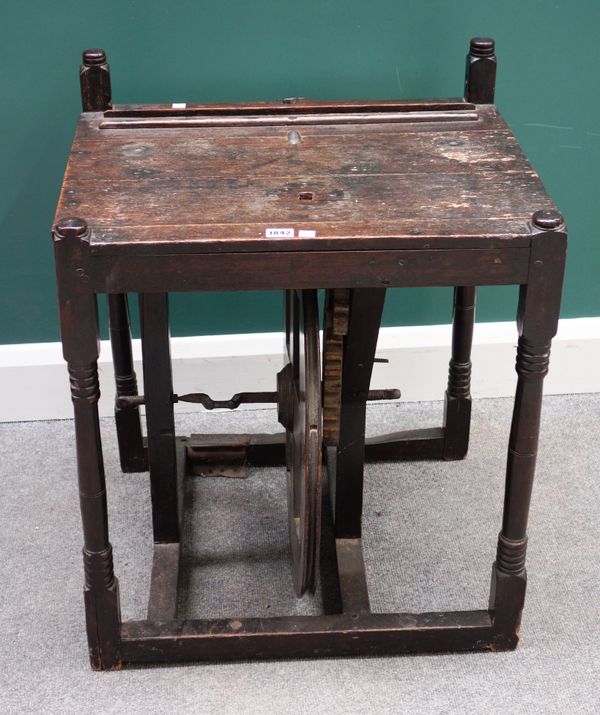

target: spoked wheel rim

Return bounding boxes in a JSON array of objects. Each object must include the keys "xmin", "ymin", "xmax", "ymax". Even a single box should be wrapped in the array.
[{"xmin": 283, "ymin": 289, "xmax": 322, "ymax": 596}]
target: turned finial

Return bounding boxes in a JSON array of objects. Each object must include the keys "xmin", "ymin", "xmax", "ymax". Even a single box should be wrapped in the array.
[
  {"xmin": 82, "ymin": 49, "xmax": 107, "ymax": 66},
  {"xmin": 532, "ymin": 209, "xmax": 564, "ymax": 230},
  {"xmin": 54, "ymin": 217, "xmax": 88, "ymax": 240},
  {"xmin": 80, "ymin": 48, "xmax": 111, "ymax": 112},
  {"xmin": 465, "ymin": 36, "xmax": 497, "ymax": 104},
  {"xmin": 470, "ymin": 37, "xmax": 495, "ymax": 57}
]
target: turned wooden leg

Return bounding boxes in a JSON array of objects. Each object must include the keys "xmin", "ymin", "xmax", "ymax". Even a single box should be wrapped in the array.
[
  {"xmin": 139, "ymin": 293, "xmax": 180, "ymax": 544},
  {"xmin": 443, "ymin": 286, "xmax": 475, "ymax": 460},
  {"xmin": 490, "ymin": 210, "xmax": 567, "ymax": 649},
  {"xmin": 109, "ymin": 294, "xmax": 147, "ymax": 472},
  {"xmin": 54, "ymin": 217, "xmax": 122, "ymax": 670}
]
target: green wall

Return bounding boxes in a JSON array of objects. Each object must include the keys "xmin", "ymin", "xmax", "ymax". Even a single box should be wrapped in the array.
[{"xmin": 2, "ymin": 0, "xmax": 598, "ymax": 343}]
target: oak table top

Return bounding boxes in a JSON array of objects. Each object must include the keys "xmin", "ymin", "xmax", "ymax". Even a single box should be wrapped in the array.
[{"xmin": 55, "ymin": 98, "xmax": 556, "ymax": 256}]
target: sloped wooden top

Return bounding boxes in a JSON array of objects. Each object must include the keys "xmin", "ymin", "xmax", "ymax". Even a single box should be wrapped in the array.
[{"xmin": 55, "ymin": 99, "xmax": 556, "ymax": 254}]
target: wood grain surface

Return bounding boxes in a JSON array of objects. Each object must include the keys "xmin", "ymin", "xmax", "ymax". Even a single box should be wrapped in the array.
[{"xmin": 55, "ymin": 103, "xmax": 555, "ymax": 255}]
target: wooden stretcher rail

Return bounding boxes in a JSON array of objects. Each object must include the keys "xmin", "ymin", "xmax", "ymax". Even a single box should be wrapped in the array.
[{"xmin": 120, "ymin": 610, "xmax": 495, "ymax": 662}]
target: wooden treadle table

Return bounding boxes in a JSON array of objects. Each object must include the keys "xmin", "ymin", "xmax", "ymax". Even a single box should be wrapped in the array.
[{"xmin": 53, "ymin": 38, "xmax": 566, "ymax": 669}]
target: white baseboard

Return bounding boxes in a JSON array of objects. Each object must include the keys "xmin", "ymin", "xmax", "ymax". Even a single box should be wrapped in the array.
[{"xmin": 1, "ymin": 317, "xmax": 598, "ymax": 423}]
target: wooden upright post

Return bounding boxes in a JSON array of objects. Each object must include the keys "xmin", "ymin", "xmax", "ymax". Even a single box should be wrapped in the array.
[
  {"xmin": 139, "ymin": 294, "xmax": 180, "ymax": 544},
  {"xmin": 80, "ymin": 49, "xmax": 147, "ymax": 473},
  {"xmin": 490, "ymin": 210, "xmax": 566, "ymax": 648},
  {"xmin": 54, "ymin": 217, "xmax": 122, "ymax": 670},
  {"xmin": 443, "ymin": 37, "xmax": 498, "ymax": 459},
  {"xmin": 333, "ymin": 289, "xmax": 386, "ymax": 537},
  {"xmin": 443, "ymin": 286, "xmax": 476, "ymax": 459},
  {"xmin": 80, "ymin": 48, "xmax": 112, "ymax": 112}
]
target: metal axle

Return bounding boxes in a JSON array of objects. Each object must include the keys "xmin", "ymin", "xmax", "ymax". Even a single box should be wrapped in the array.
[{"xmin": 118, "ymin": 387, "xmax": 401, "ymax": 411}]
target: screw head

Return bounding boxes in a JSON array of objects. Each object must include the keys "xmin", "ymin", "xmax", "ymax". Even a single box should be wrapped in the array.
[
  {"xmin": 82, "ymin": 49, "xmax": 106, "ymax": 66},
  {"xmin": 55, "ymin": 217, "xmax": 88, "ymax": 239},
  {"xmin": 532, "ymin": 209, "xmax": 564, "ymax": 230},
  {"xmin": 470, "ymin": 37, "xmax": 495, "ymax": 57}
]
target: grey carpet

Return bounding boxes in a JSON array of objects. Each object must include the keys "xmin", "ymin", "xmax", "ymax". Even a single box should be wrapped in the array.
[{"xmin": 0, "ymin": 395, "xmax": 598, "ymax": 714}]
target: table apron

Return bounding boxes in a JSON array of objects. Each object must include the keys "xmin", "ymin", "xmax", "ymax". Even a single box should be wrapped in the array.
[{"xmin": 86, "ymin": 247, "xmax": 530, "ymax": 293}]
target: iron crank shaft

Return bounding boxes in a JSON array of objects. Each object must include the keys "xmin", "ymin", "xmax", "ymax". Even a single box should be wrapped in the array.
[{"xmin": 118, "ymin": 387, "xmax": 401, "ymax": 411}]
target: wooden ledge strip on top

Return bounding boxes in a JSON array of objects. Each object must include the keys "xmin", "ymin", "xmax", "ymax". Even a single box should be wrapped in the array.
[
  {"xmin": 99, "ymin": 110, "xmax": 479, "ymax": 130},
  {"xmin": 103, "ymin": 98, "xmax": 477, "ymax": 117}
]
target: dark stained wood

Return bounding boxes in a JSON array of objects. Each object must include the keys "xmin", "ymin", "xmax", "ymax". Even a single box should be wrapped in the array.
[
  {"xmin": 335, "ymin": 538, "xmax": 371, "ymax": 613},
  {"xmin": 72, "ymin": 102, "xmax": 505, "ymax": 141},
  {"xmin": 465, "ymin": 38, "xmax": 497, "ymax": 105},
  {"xmin": 367, "ymin": 289, "xmax": 475, "ymax": 467},
  {"xmin": 146, "ymin": 440, "xmax": 186, "ymax": 620},
  {"xmin": 186, "ymin": 432, "xmax": 288, "ymax": 474},
  {"xmin": 99, "ymin": 109, "xmax": 480, "ymax": 129},
  {"xmin": 187, "ymin": 424, "xmax": 445, "ymax": 471},
  {"xmin": 65, "ymin": 128, "xmax": 530, "ymax": 182},
  {"xmin": 364, "ymin": 427, "xmax": 446, "ymax": 461},
  {"xmin": 56, "ymin": 101, "xmax": 556, "ymax": 256},
  {"xmin": 81, "ymin": 51, "xmax": 145, "ymax": 474},
  {"xmin": 443, "ymin": 286, "xmax": 476, "ymax": 459},
  {"xmin": 90, "ymin": 221, "xmax": 534, "ymax": 254},
  {"xmin": 61, "ymin": 172, "xmax": 551, "ymax": 249},
  {"xmin": 191, "ymin": 431, "xmax": 428, "ymax": 474},
  {"xmin": 491, "ymin": 215, "xmax": 566, "ymax": 646},
  {"xmin": 54, "ymin": 37, "xmax": 567, "ymax": 669},
  {"xmin": 54, "ymin": 217, "xmax": 122, "ymax": 670},
  {"xmin": 139, "ymin": 293, "xmax": 179, "ymax": 544},
  {"xmin": 332, "ymin": 288, "xmax": 386, "ymax": 539},
  {"xmin": 79, "ymin": 49, "xmax": 112, "ymax": 113},
  {"xmin": 105, "ymin": 97, "xmax": 476, "ymax": 116},
  {"xmin": 120, "ymin": 611, "xmax": 495, "ymax": 663},
  {"xmin": 246, "ymin": 432, "xmax": 287, "ymax": 465},
  {"xmin": 64, "ymin": 172, "xmax": 549, "ymax": 229},
  {"xmin": 147, "ymin": 544, "xmax": 181, "ymax": 621},
  {"xmin": 87, "ymin": 247, "xmax": 530, "ymax": 293},
  {"xmin": 187, "ymin": 433, "xmax": 251, "ymax": 478},
  {"xmin": 108, "ymin": 294, "xmax": 147, "ymax": 472}
]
